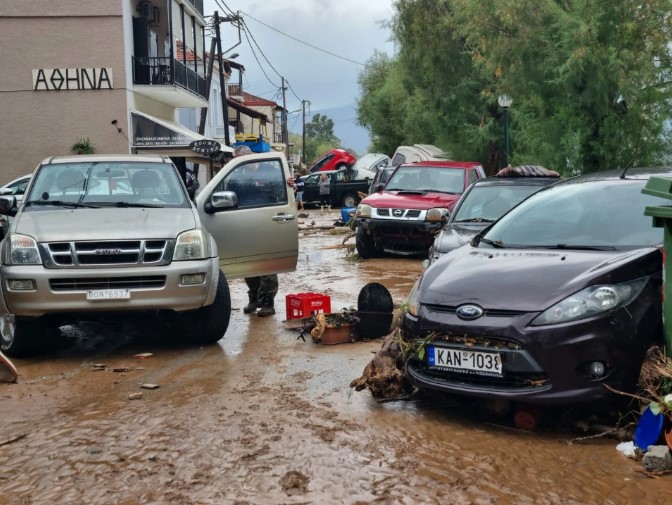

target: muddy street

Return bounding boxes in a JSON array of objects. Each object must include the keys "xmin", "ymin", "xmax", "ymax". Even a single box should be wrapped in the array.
[{"xmin": 0, "ymin": 209, "xmax": 668, "ymax": 505}]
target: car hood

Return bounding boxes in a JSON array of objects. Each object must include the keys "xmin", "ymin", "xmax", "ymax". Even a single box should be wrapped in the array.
[
  {"xmin": 362, "ymin": 191, "xmax": 460, "ymax": 210},
  {"xmin": 15, "ymin": 207, "xmax": 197, "ymax": 242},
  {"xmin": 421, "ymin": 245, "xmax": 661, "ymax": 311},
  {"xmin": 435, "ymin": 224, "xmax": 486, "ymax": 254}
]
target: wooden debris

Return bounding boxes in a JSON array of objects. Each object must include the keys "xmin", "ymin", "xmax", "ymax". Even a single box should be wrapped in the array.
[
  {"xmin": 128, "ymin": 392, "xmax": 143, "ymax": 400},
  {"xmin": 349, "ymin": 328, "xmax": 411, "ymax": 398},
  {"xmin": 310, "ymin": 314, "xmax": 327, "ymax": 342},
  {"xmin": 133, "ymin": 353, "xmax": 153, "ymax": 359},
  {"xmin": 140, "ymin": 383, "xmax": 160, "ymax": 390},
  {"xmin": 0, "ymin": 432, "xmax": 28, "ymax": 447}
]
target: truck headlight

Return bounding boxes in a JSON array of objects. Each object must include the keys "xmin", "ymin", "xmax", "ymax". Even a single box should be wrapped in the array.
[
  {"xmin": 356, "ymin": 204, "xmax": 372, "ymax": 218},
  {"xmin": 9, "ymin": 234, "xmax": 41, "ymax": 265},
  {"xmin": 173, "ymin": 229, "xmax": 207, "ymax": 261},
  {"xmin": 426, "ymin": 208, "xmax": 448, "ymax": 222},
  {"xmin": 530, "ymin": 277, "xmax": 648, "ymax": 326}
]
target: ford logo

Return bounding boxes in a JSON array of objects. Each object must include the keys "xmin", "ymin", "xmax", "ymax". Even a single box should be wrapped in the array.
[
  {"xmin": 393, "ymin": 209, "xmax": 404, "ymax": 217},
  {"xmin": 455, "ymin": 304, "xmax": 484, "ymax": 320},
  {"xmin": 95, "ymin": 249, "xmax": 121, "ymax": 255}
]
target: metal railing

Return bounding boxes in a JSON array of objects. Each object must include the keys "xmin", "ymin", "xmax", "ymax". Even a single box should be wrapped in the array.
[{"xmin": 132, "ymin": 56, "xmax": 206, "ymax": 99}]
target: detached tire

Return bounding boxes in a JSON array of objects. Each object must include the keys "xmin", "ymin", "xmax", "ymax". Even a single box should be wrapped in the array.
[
  {"xmin": 178, "ymin": 270, "xmax": 231, "ymax": 345},
  {"xmin": 356, "ymin": 226, "xmax": 380, "ymax": 259},
  {"xmin": 342, "ymin": 193, "xmax": 358, "ymax": 208}
]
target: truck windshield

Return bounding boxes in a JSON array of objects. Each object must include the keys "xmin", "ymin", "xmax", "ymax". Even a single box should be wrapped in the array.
[
  {"xmin": 385, "ymin": 166, "xmax": 465, "ymax": 193},
  {"xmin": 26, "ymin": 162, "xmax": 189, "ymax": 208}
]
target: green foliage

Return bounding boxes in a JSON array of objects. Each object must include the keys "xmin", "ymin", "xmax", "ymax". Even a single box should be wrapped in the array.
[
  {"xmin": 303, "ymin": 113, "xmax": 342, "ymax": 163},
  {"xmin": 70, "ymin": 138, "xmax": 95, "ymax": 155},
  {"xmin": 357, "ymin": 0, "xmax": 672, "ymax": 174}
]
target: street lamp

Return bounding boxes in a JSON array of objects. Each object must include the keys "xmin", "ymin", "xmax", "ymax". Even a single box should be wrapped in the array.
[{"xmin": 498, "ymin": 94, "xmax": 513, "ymax": 167}]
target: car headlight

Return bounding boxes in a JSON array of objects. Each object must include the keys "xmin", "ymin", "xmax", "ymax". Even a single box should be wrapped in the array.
[
  {"xmin": 425, "ymin": 208, "xmax": 448, "ymax": 222},
  {"xmin": 173, "ymin": 229, "xmax": 208, "ymax": 261},
  {"xmin": 9, "ymin": 234, "xmax": 41, "ymax": 265},
  {"xmin": 356, "ymin": 204, "xmax": 372, "ymax": 218},
  {"xmin": 406, "ymin": 279, "xmax": 421, "ymax": 316},
  {"xmin": 530, "ymin": 277, "xmax": 649, "ymax": 326}
]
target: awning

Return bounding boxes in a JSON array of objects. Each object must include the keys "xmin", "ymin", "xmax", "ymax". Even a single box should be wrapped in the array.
[{"xmin": 131, "ymin": 110, "xmax": 233, "ymax": 162}]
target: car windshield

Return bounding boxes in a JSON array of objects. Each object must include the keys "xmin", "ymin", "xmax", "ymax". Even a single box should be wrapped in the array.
[
  {"xmin": 25, "ymin": 162, "xmax": 188, "ymax": 208},
  {"xmin": 385, "ymin": 166, "xmax": 465, "ymax": 193},
  {"xmin": 453, "ymin": 184, "xmax": 545, "ymax": 223},
  {"xmin": 482, "ymin": 178, "xmax": 667, "ymax": 248}
]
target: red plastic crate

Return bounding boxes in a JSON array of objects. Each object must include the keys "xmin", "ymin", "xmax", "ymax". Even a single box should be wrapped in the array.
[{"xmin": 285, "ymin": 292, "xmax": 331, "ymax": 320}]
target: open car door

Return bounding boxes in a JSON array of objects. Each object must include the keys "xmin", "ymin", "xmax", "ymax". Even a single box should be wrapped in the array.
[{"xmin": 196, "ymin": 152, "xmax": 298, "ymax": 280}]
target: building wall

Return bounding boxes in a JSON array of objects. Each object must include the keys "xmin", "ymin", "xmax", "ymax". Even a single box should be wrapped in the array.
[{"xmin": 0, "ymin": 1, "xmax": 129, "ymax": 178}]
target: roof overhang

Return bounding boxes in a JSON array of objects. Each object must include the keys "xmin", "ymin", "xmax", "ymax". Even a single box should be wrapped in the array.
[
  {"xmin": 133, "ymin": 85, "xmax": 208, "ymax": 108},
  {"xmin": 227, "ymin": 98, "xmax": 269, "ymax": 121}
]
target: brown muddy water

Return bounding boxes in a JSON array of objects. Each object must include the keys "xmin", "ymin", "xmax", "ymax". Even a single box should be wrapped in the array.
[{"xmin": 0, "ymin": 209, "xmax": 668, "ymax": 504}]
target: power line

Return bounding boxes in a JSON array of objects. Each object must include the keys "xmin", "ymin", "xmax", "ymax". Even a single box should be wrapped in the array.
[
  {"xmin": 240, "ymin": 18, "xmax": 283, "ymax": 80},
  {"xmin": 242, "ymin": 11, "xmax": 365, "ymax": 66},
  {"xmin": 241, "ymin": 24, "xmax": 280, "ymax": 88}
]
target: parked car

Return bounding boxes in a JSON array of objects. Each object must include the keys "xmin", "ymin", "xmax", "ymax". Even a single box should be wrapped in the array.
[
  {"xmin": 402, "ymin": 167, "xmax": 671, "ymax": 406},
  {"xmin": 302, "ymin": 167, "xmax": 370, "ymax": 208},
  {"xmin": 368, "ymin": 165, "xmax": 396, "ymax": 194},
  {"xmin": 0, "ymin": 174, "xmax": 31, "ymax": 203},
  {"xmin": 354, "ymin": 161, "xmax": 486, "ymax": 257},
  {"xmin": 306, "ymin": 148, "xmax": 356, "ymax": 174},
  {"xmin": 427, "ymin": 166, "xmax": 561, "ymax": 265},
  {"xmin": 351, "ymin": 153, "xmax": 391, "ymax": 180},
  {"xmin": 0, "ymin": 152, "xmax": 298, "ymax": 356}
]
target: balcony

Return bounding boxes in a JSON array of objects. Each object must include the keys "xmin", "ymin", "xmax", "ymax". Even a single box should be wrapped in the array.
[
  {"xmin": 132, "ymin": 56, "xmax": 207, "ymax": 108},
  {"xmin": 185, "ymin": 0, "xmax": 204, "ymax": 16}
]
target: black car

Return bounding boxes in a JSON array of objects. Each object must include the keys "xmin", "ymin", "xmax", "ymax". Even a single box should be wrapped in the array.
[
  {"xmin": 428, "ymin": 171, "xmax": 560, "ymax": 265},
  {"xmin": 402, "ymin": 167, "xmax": 670, "ymax": 406},
  {"xmin": 302, "ymin": 168, "xmax": 370, "ymax": 208}
]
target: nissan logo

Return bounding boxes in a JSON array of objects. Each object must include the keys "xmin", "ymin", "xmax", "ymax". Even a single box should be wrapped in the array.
[
  {"xmin": 393, "ymin": 209, "xmax": 404, "ymax": 217},
  {"xmin": 95, "ymin": 249, "xmax": 121, "ymax": 255},
  {"xmin": 455, "ymin": 304, "xmax": 484, "ymax": 320}
]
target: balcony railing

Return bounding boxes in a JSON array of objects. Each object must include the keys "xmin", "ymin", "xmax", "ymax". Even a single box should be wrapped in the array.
[
  {"xmin": 274, "ymin": 133, "xmax": 284, "ymax": 143},
  {"xmin": 132, "ymin": 56, "xmax": 206, "ymax": 100}
]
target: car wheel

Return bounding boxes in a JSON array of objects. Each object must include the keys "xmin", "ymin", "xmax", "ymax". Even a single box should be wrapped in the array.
[
  {"xmin": 356, "ymin": 226, "xmax": 380, "ymax": 259},
  {"xmin": 177, "ymin": 270, "xmax": 231, "ymax": 345},
  {"xmin": 342, "ymin": 193, "xmax": 358, "ymax": 208},
  {"xmin": 0, "ymin": 317, "xmax": 51, "ymax": 357}
]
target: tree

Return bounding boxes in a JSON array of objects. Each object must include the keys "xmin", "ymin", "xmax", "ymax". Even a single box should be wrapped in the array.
[
  {"xmin": 303, "ymin": 113, "xmax": 341, "ymax": 163},
  {"xmin": 357, "ymin": 0, "xmax": 672, "ymax": 174}
]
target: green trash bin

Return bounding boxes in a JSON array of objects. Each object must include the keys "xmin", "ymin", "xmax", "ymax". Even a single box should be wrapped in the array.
[{"xmin": 642, "ymin": 176, "xmax": 672, "ymax": 357}]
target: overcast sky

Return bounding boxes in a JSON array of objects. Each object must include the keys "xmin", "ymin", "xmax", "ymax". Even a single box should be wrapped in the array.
[{"xmin": 203, "ymin": 0, "xmax": 397, "ymax": 119}]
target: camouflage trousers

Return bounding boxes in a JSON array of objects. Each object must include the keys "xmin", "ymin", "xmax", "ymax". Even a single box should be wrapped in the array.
[{"xmin": 244, "ymin": 275, "xmax": 279, "ymax": 307}]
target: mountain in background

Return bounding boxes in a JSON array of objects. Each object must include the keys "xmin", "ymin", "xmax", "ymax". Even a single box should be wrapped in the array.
[{"xmin": 290, "ymin": 104, "xmax": 372, "ymax": 156}]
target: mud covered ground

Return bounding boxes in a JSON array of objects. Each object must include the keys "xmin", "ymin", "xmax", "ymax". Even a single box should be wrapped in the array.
[{"xmin": 0, "ymin": 209, "xmax": 669, "ymax": 504}]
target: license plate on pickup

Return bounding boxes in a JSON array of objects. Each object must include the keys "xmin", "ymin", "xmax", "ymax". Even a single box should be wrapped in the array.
[
  {"xmin": 428, "ymin": 346, "xmax": 502, "ymax": 377},
  {"xmin": 86, "ymin": 289, "xmax": 131, "ymax": 301}
]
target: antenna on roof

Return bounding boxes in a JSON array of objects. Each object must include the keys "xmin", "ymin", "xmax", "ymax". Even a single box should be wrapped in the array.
[{"xmin": 619, "ymin": 161, "xmax": 635, "ymax": 179}]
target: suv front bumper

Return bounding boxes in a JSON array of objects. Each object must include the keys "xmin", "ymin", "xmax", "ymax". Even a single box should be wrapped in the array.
[
  {"xmin": 356, "ymin": 217, "xmax": 444, "ymax": 251},
  {"xmin": 1, "ymin": 258, "xmax": 219, "ymax": 317}
]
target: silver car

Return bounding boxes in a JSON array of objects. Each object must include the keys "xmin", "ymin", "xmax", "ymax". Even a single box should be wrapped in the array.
[{"xmin": 0, "ymin": 153, "xmax": 298, "ymax": 356}]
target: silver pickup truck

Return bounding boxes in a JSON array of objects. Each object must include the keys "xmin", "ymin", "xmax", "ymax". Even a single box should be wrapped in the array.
[{"xmin": 0, "ymin": 153, "xmax": 298, "ymax": 356}]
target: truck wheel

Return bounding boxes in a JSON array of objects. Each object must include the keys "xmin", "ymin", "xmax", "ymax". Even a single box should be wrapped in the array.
[
  {"xmin": 356, "ymin": 226, "xmax": 380, "ymax": 259},
  {"xmin": 342, "ymin": 193, "xmax": 358, "ymax": 208},
  {"xmin": 178, "ymin": 270, "xmax": 231, "ymax": 345},
  {"xmin": 1, "ymin": 317, "xmax": 50, "ymax": 357}
]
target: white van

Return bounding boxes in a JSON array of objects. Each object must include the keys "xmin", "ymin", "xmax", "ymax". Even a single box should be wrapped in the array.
[{"xmin": 390, "ymin": 144, "xmax": 450, "ymax": 166}]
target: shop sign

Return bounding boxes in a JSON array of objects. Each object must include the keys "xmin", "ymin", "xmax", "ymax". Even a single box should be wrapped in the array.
[
  {"xmin": 189, "ymin": 140, "xmax": 221, "ymax": 155},
  {"xmin": 132, "ymin": 112, "xmax": 191, "ymax": 147},
  {"xmin": 32, "ymin": 68, "xmax": 113, "ymax": 90}
]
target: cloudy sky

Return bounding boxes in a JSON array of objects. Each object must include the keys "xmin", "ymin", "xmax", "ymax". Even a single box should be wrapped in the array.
[{"xmin": 203, "ymin": 0, "xmax": 397, "ymax": 136}]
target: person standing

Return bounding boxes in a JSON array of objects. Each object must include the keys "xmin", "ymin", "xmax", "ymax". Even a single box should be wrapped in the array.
[
  {"xmin": 294, "ymin": 175, "xmax": 305, "ymax": 210},
  {"xmin": 231, "ymin": 145, "xmax": 293, "ymax": 317},
  {"xmin": 318, "ymin": 172, "xmax": 331, "ymax": 211}
]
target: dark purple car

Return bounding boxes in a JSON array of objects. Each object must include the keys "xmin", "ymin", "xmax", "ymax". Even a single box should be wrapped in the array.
[{"xmin": 402, "ymin": 167, "xmax": 670, "ymax": 405}]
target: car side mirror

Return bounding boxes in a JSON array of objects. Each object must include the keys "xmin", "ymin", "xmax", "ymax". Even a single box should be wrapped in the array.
[
  {"xmin": 204, "ymin": 191, "xmax": 238, "ymax": 214},
  {"xmin": 374, "ymin": 183, "xmax": 385, "ymax": 192},
  {"xmin": 0, "ymin": 196, "xmax": 17, "ymax": 217}
]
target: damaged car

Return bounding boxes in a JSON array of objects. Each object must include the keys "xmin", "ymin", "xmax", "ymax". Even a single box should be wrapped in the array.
[{"xmin": 402, "ymin": 167, "xmax": 670, "ymax": 405}]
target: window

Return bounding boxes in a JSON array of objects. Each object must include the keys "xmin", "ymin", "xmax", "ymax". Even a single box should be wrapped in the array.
[{"xmin": 217, "ymin": 159, "xmax": 287, "ymax": 208}]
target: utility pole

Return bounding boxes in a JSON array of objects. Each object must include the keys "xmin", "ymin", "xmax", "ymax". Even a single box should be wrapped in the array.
[
  {"xmin": 281, "ymin": 77, "xmax": 288, "ymax": 158},
  {"xmin": 213, "ymin": 11, "xmax": 230, "ymax": 147},
  {"xmin": 302, "ymin": 100, "xmax": 310, "ymax": 166},
  {"xmin": 198, "ymin": 37, "xmax": 217, "ymax": 137}
]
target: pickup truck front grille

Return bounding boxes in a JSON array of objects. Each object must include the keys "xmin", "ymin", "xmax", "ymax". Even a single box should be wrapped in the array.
[
  {"xmin": 374, "ymin": 208, "xmax": 423, "ymax": 220},
  {"xmin": 42, "ymin": 240, "xmax": 172, "ymax": 268},
  {"xmin": 50, "ymin": 276, "xmax": 166, "ymax": 291}
]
